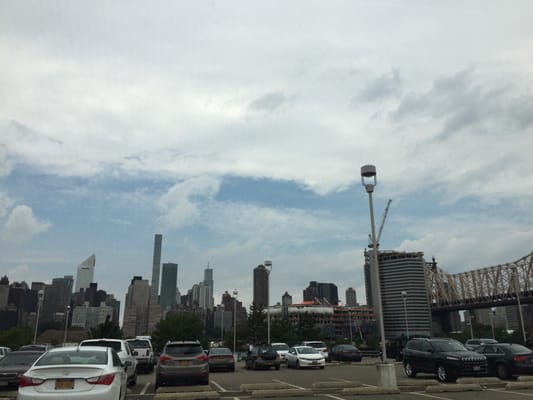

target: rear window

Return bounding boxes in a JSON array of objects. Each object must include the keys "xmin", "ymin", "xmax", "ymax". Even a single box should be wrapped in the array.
[
  {"xmin": 165, "ymin": 344, "xmax": 203, "ymax": 356},
  {"xmin": 306, "ymin": 342, "xmax": 326, "ymax": 348},
  {"xmin": 36, "ymin": 350, "xmax": 107, "ymax": 366},
  {"xmin": 209, "ymin": 348, "xmax": 232, "ymax": 355},
  {"xmin": 272, "ymin": 343, "xmax": 289, "ymax": 351},
  {"xmin": 81, "ymin": 340, "xmax": 121, "ymax": 352},
  {"xmin": 127, "ymin": 339, "xmax": 151, "ymax": 349}
]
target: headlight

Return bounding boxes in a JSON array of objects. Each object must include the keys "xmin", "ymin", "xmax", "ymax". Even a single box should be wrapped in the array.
[{"xmin": 446, "ymin": 356, "xmax": 459, "ymax": 361}]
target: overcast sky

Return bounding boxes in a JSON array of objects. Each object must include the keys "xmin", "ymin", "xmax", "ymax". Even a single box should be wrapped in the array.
[{"xmin": 1, "ymin": 1, "xmax": 532, "ymax": 316}]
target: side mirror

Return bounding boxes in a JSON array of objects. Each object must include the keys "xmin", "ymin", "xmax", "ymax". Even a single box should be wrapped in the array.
[{"xmin": 124, "ymin": 361, "xmax": 132, "ymax": 370}]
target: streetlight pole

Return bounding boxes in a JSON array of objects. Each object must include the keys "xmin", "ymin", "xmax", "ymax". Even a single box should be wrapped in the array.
[
  {"xmin": 63, "ymin": 305, "xmax": 70, "ymax": 346},
  {"xmin": 361, "ymin": 164, "xmax": 397, "ymax": 388},
  {"xmin": 221, "ymin": 305, "xmax": 224, "ymax": 343},
  {"xmin": 348, "ymin": 309, "xmax": 353, "ymax": 344},
  {"xmin": 33, "ymin": 290, "xmax": 44, "ymax": 344},
  {"xmin": 401, "ymin": 291, "xmax": 409, "ymax": 340},
  {"xmin": 511, "ymin": 266, "xmax": 527, "ymax": 344},
  {"xmin": 264, "ymin": 260, "xmax": 272, "ymax": 344},
  {"xmin": 233, "ymin": 289, "xmax": 238, "ymax": 359}
]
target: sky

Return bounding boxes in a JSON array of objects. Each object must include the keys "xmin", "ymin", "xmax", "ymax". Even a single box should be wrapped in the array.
[{"xmin": 1, "ymin": 1, "xmax": 532, "ymax": 319}]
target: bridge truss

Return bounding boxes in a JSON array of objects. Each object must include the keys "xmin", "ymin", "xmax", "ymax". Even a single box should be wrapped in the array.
[{"xmin": 426, "ymin": 252, "xmax": 533, "ymax": 311}]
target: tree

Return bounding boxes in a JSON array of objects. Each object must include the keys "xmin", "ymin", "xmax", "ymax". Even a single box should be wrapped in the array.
[
  {"xmin": 246, "ymin": 302, "xmax": 266, "ymax": 344},
  {"xmin": 294, "ymin": 312, "xmax": 321, "ymax": 341},
  {"xmin": 151, "ymin": 312, "xmax": 205, "ymax": 352},
  {"xmin": 88, "ymin": 315, "xmax": 122, "ymax": 339},
  {"xmin": 0, "ymin": 327, "xmax": 33, "ymax": 350}
]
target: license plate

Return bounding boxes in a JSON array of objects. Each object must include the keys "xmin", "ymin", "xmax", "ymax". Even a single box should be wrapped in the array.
[
  {"xmin": 179, "ymin": 360, "xmax": 189, "ymax": 366},
  {"xmin": 264, "ymin": 361, "xmax": 272, "ymax": 365},
  {"xmin": 55, "ymin": 379, "xmax": 74, "ymax": 390},
  {"xmin": 473, "ymin": 366, "xmax": 481, "ymax": 371},
  {"xmin": 312, "ymin": 361, "xmax": 318, "ymax": 365}
]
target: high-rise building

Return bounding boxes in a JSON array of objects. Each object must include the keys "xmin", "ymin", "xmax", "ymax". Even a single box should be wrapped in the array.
[
  {"xmin": 160, "ymin": 263, "xmax": 178, "ymax": 313},
  {"xmin": 364, "ymin": 250, "xmax": 431, "ymax": 339},
  {"xmin": 281, "ymin": 291, "xmax": 292, "ymax": 319},
  {"xmin": 122, "ymin": 276, "xmax": 151, "ymax": 338},
  {"xmin": 303, "ymin": 281, "xmax": 339, "ymax": 305},
  {"xmin": 151, "ymin": 234, "xmax": 162, "ymax": 303},
  {"xmin": 75, "ymin": 254, "xmax": 96, "ymax": 293},
  {"xmin": 42, "ymin": 275, "xmax": 73, "ymax": 324},
  {"xmin": 346, "ymin": 287, "xmax": 357, "ymax": 306},
  {"xmin": 203, "ymin": 265, "xmax": 214, "ymax": 310},
  {"xmin": 253, "ymin": 264, "xmax": 269, "ymax": 308}
]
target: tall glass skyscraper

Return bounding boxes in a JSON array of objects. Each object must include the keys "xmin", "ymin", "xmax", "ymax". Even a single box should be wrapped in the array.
[
  {"xmin": 151, "ymin": 234, "xmax": 162, "ymax": 302},
  {"xmin": 160, "ymin": 263, "xmax": 178, "ymax": 312},
  {"xmin": 75, "ymin": 254, "xmax": 95, "ymax": 293}
]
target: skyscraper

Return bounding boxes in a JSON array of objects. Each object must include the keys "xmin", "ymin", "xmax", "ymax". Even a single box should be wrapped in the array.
[
  {"xmin": 160, "ymin": 263, "xmax": 178, "ymax": 313},
  {"xmin": 203, "ymin": 265, "xmax": 214, "ymax": 310},
  {"xmin": 75, "ymin": 254, "xmax": 95, "ymax": 292},
  {"xmin": 253, "ymin": 264, "xmax": 269, "ymax": 308},
  {"xmin": 151, "ymin": 234, "xmax": 162, "ymax": 302},
  {"xmin": 346, "ymin": 287, "xmax": 357, "ymax": 306},
  {"xmin": 303, "ymin": 281, "xmax": 339, "ymax": 305}
]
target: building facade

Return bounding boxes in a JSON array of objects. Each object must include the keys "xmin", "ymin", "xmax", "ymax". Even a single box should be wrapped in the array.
[
  {"xmin": 253, "ymin": 264, "xmax": 269, "ymax": 308},
  {"xmin": 160, "ymin": 263, "xmax": 178, "ymax": 313},
  {"xmin": 345, "ymin": 287, "xmax": 357, "ymax": 307},
  {"xmin": 151, "ymin": 234, "xmax": 162, "ymax": 302},
  {"xmin": 75, "ymin": 254, "xmax": 95, "ymax": 293}
]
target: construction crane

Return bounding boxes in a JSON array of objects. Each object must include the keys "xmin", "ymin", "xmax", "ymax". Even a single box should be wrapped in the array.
[{"xmin": 368, "ymin": 199, "xmax": 392, "ymax": 248}]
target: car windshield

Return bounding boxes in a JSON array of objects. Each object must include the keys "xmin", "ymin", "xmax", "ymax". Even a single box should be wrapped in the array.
[
  {"xmin": 127, "ymin": 340, "xmax": 151, "ymax": 349},
  {"xmin": 36, "ymin": 350, "xmax": 108, "ymax": 365},
  {"xmin": 306, "ymin": 342, "xmax": 325, "ymax": 348},
  {"xmin": 338, "ymin": 345, "xmax": 358, "ymax": 351},
  {"xmin": 272, "ymin": 344, "xmax": 289, "ymax": 351},
  {"xmin": 165, "ymin": 344, "xmax": 202, "ymax": 355},
  {"xmin": 434, "ymin": 341, "xmax": 467, "ymax": 352},
  {"xmin": 297, "ymin": 347, "xmax": 318, "ymax": 354},
  {"xmin": 0, "ymin": 352, "xmax": 41, "ymax": 366}
]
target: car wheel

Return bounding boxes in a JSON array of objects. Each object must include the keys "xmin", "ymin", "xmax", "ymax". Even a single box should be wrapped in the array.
[
  {"xmin": 155, "ymin": 376, "xmax": 162, "ymax": 390},
  {"xmin": 320, "ymin": 366, "xmax": 324, "ymax": 369},
  {"xmin": 404, "ymin": 361, "xmax": 417, "ymax": 378},
  {"xmin": 296, "ymin": 360, "xmax": 300, "ymax": 369},
  {"xmin": 496, "ymin": 363, "xmax": 510, "ymax": 380},
  {"xmin": 128, "ymin": 373, "xmax": 137, "ymax": 387},
  {"xmin": 253, "ymin": 361, "xmax": 258, "ymax": 370},
  {"xmin": 275, "ymin": 364, "xmax": 280, "ymax": 370},
  {"xmin": 199, "ymin": 376, "xmax": 209, "ymax": 385},
  {"xmin": 436, "ymin": 364, "xmax": 455, "ymax": 382}
]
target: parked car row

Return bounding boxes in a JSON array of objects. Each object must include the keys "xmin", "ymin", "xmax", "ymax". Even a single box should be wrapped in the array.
[{"xmin": 402, "ymin": 337, "xmax": 533, "ymax": 382}]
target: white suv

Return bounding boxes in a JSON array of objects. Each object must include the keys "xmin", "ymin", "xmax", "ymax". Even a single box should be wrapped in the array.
[
  {"xmin": 80, "ymin": 338, "xmax": 137, "ymax": 386},
  {"xmin": 302, "ymin": 341, "xmax": 328, "ymax": 360},
  {"xmin": 126, "ymin": 337, "xmax": 155, "ymax": 373}
]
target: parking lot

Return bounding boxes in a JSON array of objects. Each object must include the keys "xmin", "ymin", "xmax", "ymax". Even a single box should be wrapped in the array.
[{"xmin": 4, "ymin": 360, "xmax": 533, "ymax": 400}]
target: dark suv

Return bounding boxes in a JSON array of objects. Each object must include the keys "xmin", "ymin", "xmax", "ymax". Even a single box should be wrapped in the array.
[
  {"xmin": 155, "ymin": 341, "xmax": 209, "ymax": 387},
  {"xmin": 402, "ymin": 337, "xmax": 487, "ymax": 382},
  {"xmin": 244, "ymin": 344, "xmax": 281, "ymax": 370}
]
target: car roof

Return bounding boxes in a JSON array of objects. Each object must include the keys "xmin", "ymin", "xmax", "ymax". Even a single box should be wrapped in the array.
[{"xmin": 48, "ymin": 345, "xmax": 108, "ymax": 353}]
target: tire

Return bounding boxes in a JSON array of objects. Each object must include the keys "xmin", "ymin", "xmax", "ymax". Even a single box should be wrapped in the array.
[
  {"xmin": 436, "ymin": 364, "xmax": 455, "ymax": 383},
  {"xmin": 496, "ymin": 363, "xmax": 510, "ymax": 380},
  {"xmin": 199, "ymin": 376, "xmax": 209, "ymax": 385},
  {"xmin": 296, "ymin": 360, "xmax": 300, "ymax": 369},
  {"xmin": 128, "ymin": 372, "xmax": 137, "ymax": 387},
  {"xmin": 253, "ymin": 361, "xmax": 258, "ymax": 370},
  {"xmin": 320, "ymin": 366, "xmax": 324, "ymax": 369},
  {"xmin": 155, "ymin": 375, "xmax": 162, "ymax": 390},
  {"xmin": 404, "ymin": 361, "xmax": 417, "ymax": 378},
  {"xmin": 275, "ymin": 364, "xmax": 280, "ymax": 370}
]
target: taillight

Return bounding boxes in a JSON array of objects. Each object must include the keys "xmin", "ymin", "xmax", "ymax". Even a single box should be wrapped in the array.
[
  {"xmin": 86, "ymin": 373, "xmax": 115, "ymax": 385},
  {"xmin": 513, "ymin": 355, "xmax": 528, "ymax": 362},
  {"xmin": 196, "ymin": 353, "xmax": 208, "ymax": 362},
  {"xmin": 159, "ymin": 355, "xmax": 172, "ymax": 364},
  {"xmin": 19, "ymin": 376, "xmax": 45, "ymax": 387},
  {"xmin": 226, "ymin": 355, "xmax": 234, "ymax": 360}
]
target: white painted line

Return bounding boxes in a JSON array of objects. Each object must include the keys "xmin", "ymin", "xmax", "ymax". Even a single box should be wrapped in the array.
[
  {"xmin": 329, "ymin": 377, "xmax": 351, "ymax": 382},
  {"xmin": 140, "ymin": 382, "xmax": 150, "ymax": 395},
  {"xmin": 272, "ymin": 378, "xmax": 306, "ymax": 390},
  {"xmin": 210, "ymin": 379, "xmax": 227, "ymax": 392},
  {"xmin": 488, "ymin": 388, "xmax": 533, "ymax": 397},
  {"xmin": 410, "ymin": 391, "xmax": 456, "ymax": 400},
  {"xmin": 324, "ymin": 394, "xmax": 346, "ymax": 400}
]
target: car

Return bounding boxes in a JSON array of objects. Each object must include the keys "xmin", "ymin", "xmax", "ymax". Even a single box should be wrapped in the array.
[
  {"xmin": 17, "ymin": 346, "xmax": 127, "ymax": 400},
  {"xmin": 244, "ymin": 344, "xmax": 281, "ymax": 370},
  {"xmin": 18, "ymin": 344, "xmax": 51, "ymax": 352},
  {"xmin": 126, "ymin": 337, "xmax": 155, "ymax": 373},
  {"xmin": 271, "ymin": 343, "xmax": 290, "ymax": 363},
  {"xmin": 80, "ymin": 338, "xmax": 137, "ymax": 386},
  {"xmin": 286, "ymin": 345, "xmax": 325, "ymax": 369},
  {"xmin": 155, "ymin": 340, "xmax": 209, "ymax": 388},
  {"xmin": 0, "ymin": 351, "xmax": 43, "ymax": 388},
  {"xmin": 402, "ymin": 337, "xmax": 488, "ymax": 382},
  {"xmin": 207, "ymin": 347, "xmax": 235, "ymax": 372},
  {"xmin": 301, "ymin": 341, "xmax": 328, "ymax": 360},
  {"xmin": 464, "ymin": 338, "xmax": 498, "ymax": 351},
  {"xmin": 328, "ymin": 344, "xmax": 362, "ymax": 362},
  {"xmin": 475, "ymin": 343, "xmax": 533, "ymax": 379},
  {"xmin": 0, "ymin": 347, "xmax": 11, "ymax": 360}
]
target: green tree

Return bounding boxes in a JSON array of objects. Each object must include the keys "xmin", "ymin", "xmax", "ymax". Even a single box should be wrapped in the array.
[
  {"xmin": 294, "ymin": 312, "xmax": 321, "ymax": 341},
  {"xmin": 0, "ymin": 327, "xmax": 33, "ymax": 350},
  {"xmin": 270, "ymin": 318, "xmax": 298, "ymax": 345},
  {"xmin": 246, "ymin": 302, "xmax": 266, "ymax": 344},
  {"xmin": 88, "ymin": 315, "xmax": 123, "ymax": 339},
  {"xmin": 151, "ymin": 312, "xmax": 205, "ymax": 352}
]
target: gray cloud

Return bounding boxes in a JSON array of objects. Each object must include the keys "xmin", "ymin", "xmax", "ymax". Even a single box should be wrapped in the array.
[
  {"xmin": 248, "ymin": 92, "xmax": 290, "ymax": 113},
  {"xmin": 355, "ymin": 69, "xmax": 402, "ymax": 103}
]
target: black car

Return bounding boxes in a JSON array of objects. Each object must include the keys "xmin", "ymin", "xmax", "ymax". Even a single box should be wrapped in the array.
[
  {"xmin": 475, "ymin": 343, "xmax": 533, "ymax": 379},
  {"xmin": 328, "ymin": 344, "xmax": 362, "ymax": 362},
  {"xmin": 244, "ymin": 344, "xmax": 281, "ymax": 370},
  {"xmin": 402, "ymin": 337, "xmax": 487, "ymax": 382},
  {"xmin": 0, "ymin": 351, "xmax": 43, "ymax": 387}
]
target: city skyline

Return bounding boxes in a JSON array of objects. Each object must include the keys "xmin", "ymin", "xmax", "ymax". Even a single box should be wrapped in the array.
[{"xmin": 1, "ymin": 2, "xmax": 532, "ymax": 313}]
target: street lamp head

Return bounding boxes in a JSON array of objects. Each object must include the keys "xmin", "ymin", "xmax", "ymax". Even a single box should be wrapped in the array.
[
  {"xmin": 360, "ymin": 164, "xmax": 377, "ymax": 193},
  {"xmin": 233, "ymin": 289, "xmax": 238, "ymax": 297},
  {"xmin": 264, "ymin": 260, "xmax": 272, "ymax": 272},
  {"xmin": 401, "ymin": 291, "xmax": 407, "ymax": 297}
]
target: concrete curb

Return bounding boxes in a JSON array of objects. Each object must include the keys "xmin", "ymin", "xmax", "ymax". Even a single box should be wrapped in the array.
[
  {"xmin": 426, "ymin": 383, "xmax": 482, "ymax": 393},
  {"xmin": 157, "ymin": 386, "xmax": 213, "ymax": 393},
  {"xmin": 506, "ymin": 382, "xmax": 533, "ymax": 390},
  {"xmin": 153, "ymin": 391, "xmax": 220, "ymax": 400},
  {"xmin": 241, "ymin": 383, "xmax": 292, "ymax": 392},
  {"xmin": 312, "ymin": 381, "xmax": 362, "ymax": 389},
  {"xmin": 341, "ymin": 387, "xmax": 401, "ymax": 395},
  {"xmin": 456, "ymin": 377, "xmax": 502, "ymax": 385},
  {"xmin": 251, "ymin": 389, "xmax": 313, "ymax": 398},
  {"xmin": 517, "ymin": 376, "xmax": 533, "ymax": 382}
]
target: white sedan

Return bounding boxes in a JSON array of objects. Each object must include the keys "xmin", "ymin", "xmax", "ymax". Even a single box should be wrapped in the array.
[
  {"xmin": 286, "ymin": 346, "xmax": 325, "ymax": 369},
  {"xmin": 18, "ymin": 346, "xmax": 127, "ymax": 400}
]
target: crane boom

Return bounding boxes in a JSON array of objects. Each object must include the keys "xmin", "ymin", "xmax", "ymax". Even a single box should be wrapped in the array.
[{"xmin": 368, "ymin": 199, "xmax": 392, "ymax": 248}]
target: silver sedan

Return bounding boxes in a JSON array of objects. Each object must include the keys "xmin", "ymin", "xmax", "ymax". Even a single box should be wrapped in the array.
[{"xmin": 286, "ymin": 346, "xmax": 325, "ymax": 369}]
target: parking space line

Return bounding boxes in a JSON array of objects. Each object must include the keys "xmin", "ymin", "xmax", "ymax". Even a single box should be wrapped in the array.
[
  {"xmin": 324, "ymin": 394, "xmax": 346, "ymax": 400},
  {"xmin": 488, "ymin": 388, "xmax": 533, "ymax": 397},
  {"xmin": 140, "ymin": 382, "xmax": 150, "ymax": 395},
  {"xmin": 272, "ymin": 378, "xmax": 306, "ymax": 390},
  {"xmin": 210, "ymin": 379, "xmax": 227, "ymax": 392},
  {"xmin": 410, "ymin": 391, "xmax": 456, "ymax": 400}
]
